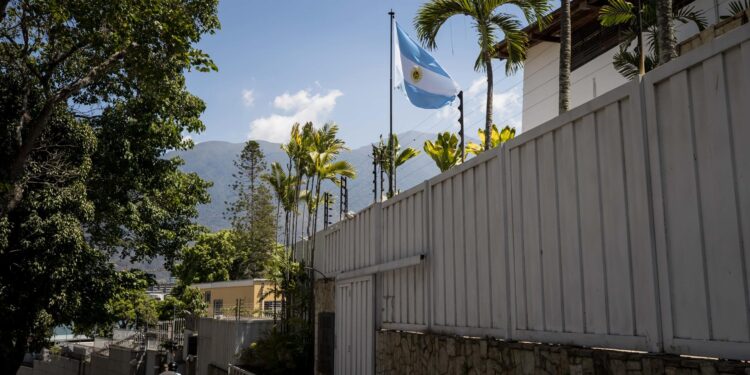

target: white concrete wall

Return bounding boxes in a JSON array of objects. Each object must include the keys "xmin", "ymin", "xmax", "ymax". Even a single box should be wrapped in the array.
[{"xmin": 520, "ymin": 0, "xmax": 737, "ymax": 131}]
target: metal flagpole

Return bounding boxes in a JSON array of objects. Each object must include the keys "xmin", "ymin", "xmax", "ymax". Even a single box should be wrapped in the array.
[{"xmin": 388, "ymin": 10, "xmax": 395, "ymax": 198}]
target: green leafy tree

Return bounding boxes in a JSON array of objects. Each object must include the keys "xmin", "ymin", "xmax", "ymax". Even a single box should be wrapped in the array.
[
  {"xmin": 416, "ymin": 0, "xmax": 549, "ymax": 150},
  {"xmin": 599, "ymin": 0, "xmax": 706, "ymax": 79},
  {"xmin": 0, "ymin": 1, "xmax": 218, "ymax": 372},
  {"xmin": 226, "ymin": 140, "xmax": 277, "ymax": 279},
  {"xmin": 423, "ymin": 132, "xmax": 462, "ymax": 172},
  {"xmin": 0, "ymin": 0, "xmax": 219, "ymax": 215},
  {"xmin": 175, "ymin": 230, "xmax": 236, "ymax": 285},
  {"xmin": 104, "ymin": 270, "xmax": 160, "ymax": 331},
  {"xmin": 158, "ymin": 284, "xmax": 207, "ymax": 320},
  {"xmin": 466, "ymin": 124, "xmax": 516, "ymax": 155}
]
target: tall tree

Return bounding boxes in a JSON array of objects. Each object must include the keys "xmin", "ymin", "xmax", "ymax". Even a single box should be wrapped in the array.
[
  {"xmin": 0, "ymin": 1, "xmax": 218, "ymax": 372},
  {"xmin": 559, "ymin": 0, "xmax": 571, "ymax": 113},
  {"xmin": 226, "ymin": 140, "xmax": 277, "ymax": 279},
  {"xmin": 416, "ymin": 0, "xmax": 550, "ymax": 150},
  {"xmin": 657, "ymin": 0, "xmax": 677, "ymax": 63},
  {"xmin": 0, "ymin": 0, "xmax": 218, "ymax": 215}
]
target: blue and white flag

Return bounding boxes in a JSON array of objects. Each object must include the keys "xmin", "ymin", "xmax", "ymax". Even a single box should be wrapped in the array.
[{"xmin": 394, "ymin": 22, "xmax": 459, "ymax": 109}]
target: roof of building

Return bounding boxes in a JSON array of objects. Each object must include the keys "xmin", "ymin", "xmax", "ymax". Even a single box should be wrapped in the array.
[
  {"xmin": 494, "ymin": 0, "xmax": 609, "ymax": 59},
  {"xmin": 192, "ymin": 278, "xmax": 270, "ymax": 289}
]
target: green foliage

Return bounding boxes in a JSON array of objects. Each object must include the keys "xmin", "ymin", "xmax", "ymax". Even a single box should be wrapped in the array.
[
  {"xmin": 158, "ymin": 284, "xmax": 207, "ymax": 320},
  {"xmin": 414, "ymin": 0, "xmax": 550, "ymax": 75},
  {"xmin": 466, "ymin": 124, "xmax": 516, "ymax": 156},
  {"xmin": 104, "ymin": 270, "xmax": 159, "ymax": 330},
  {"xmin": 0, "ymin": 0, "xmax": 219, "ymax": 372},
  {"xmin": 238, "ymin": 326, "xmax": 312, "ymax": 375},
  {"xmin": 423, "ymin": 132, "xmax": 462, "ymax": 172},
  {"xmin": 238, "ymin": 257, "xmax": 311, "ymax": 374},
  {"xmin": 175, "ymin": 230, "xmax": 236, "ymax": 284},
  {"xmin": 598, "ymin": 0, "xmax": 706, "ymax": 78},
  {"xmin": 372, "ymin": 134, "xmax": 420, "ymax": 195},
  {"xmin": 225, "ymin": 139, "xmax": 278, "ymax": 279}
]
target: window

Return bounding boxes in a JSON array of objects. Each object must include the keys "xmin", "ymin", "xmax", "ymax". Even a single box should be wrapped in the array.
[
  {"xmin": 262, "ymin": 301, "xmax": 283, "ymax": 318},
  {"xmin": 204, "ymin": 291, "xmax": 211, "ymax": 303},
  {"xmin": 213, "ymin": 299, "xmax": 223, "ymax": 317}
]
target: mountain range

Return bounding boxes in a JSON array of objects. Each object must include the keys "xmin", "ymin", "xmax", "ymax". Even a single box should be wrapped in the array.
[{"xmin": 166, "ymin": 130, "xmax": 444, "ymax": 231}]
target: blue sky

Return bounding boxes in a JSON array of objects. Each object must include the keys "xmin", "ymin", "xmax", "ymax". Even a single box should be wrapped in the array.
[{"xmin": 185, "ymin": 1, "xmax": 544, "ymax": 149}]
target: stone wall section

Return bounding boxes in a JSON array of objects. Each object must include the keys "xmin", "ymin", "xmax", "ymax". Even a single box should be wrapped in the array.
[{"xmin": 376, "ymin": 330, "xmax": 750, "ymax": 375}]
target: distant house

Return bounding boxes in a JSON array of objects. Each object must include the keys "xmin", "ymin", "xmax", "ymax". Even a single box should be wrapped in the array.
[
  {"xmin": 494, "ymin": 0, "xmax": 738, "ymax": 130},
  {"xmin": 193, "ymin": 279, "xmax": 280, "ymax": 319}
]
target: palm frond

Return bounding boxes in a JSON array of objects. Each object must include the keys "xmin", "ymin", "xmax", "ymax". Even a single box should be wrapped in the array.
[
  {"xmin": 599, "ymin": 0, "xmax": 635, "ymax": 26},
  {"xmin": 727, "ymin": 0, "xmax": 750, "ymax": 17},
  {"xmin": 395, "ymin": 147, "xmax": 420, "ymax": 167},
  {"xmin": 490, "ymin": 13, "xmax": 527, "ymax": 74},
  {"xmin": 415, "ymin": 0, "xmax": 474, "ymax": 49},
  {"xmin": 501, "ymin": 0, "xmax": 553, "ymax": 30},
  {"xmin": 612, "ymin": 47, "xmax": 656, "ymax": 80},
  {"xmin": 674, "ymin": 5, "xmax": 707, "ymax": 31}
]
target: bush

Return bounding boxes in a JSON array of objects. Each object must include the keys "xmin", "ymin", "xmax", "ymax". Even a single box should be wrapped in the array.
[{"xmin": 238, "ymin": 324, "xmax": 312, "ymax": 375}]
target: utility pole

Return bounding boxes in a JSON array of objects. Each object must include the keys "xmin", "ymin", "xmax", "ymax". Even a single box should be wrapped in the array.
[
  {"xmin": 340, "ymin": 176, "xmax": 348, "ymax": 220},
  {"xmin": 457, "ymin": 91, "xmax": 465, "ymax": 162},
  {"xmin": 323, "ymin": 192, "xmax": 332, "ymax": 229}
]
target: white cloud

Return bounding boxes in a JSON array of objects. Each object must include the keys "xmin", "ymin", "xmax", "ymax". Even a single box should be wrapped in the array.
[
  {"xmin": 436, "ymin": 103, "xmax": 460, "ymax": 121},
  {"xmin": 248, "ymin": 89, "xmax": 343, "ymax": 143},
  {"xmin": 466, "ymin": 77, "xmax": 487, "ymax": 98},
  {"xmin": 464, "ymin": 84, "xmax": 523, "ymax": 131},
  {"xmin": 492, "ymin": 86, "xmax": 523, "ymax": 129},
  {"xmin": 242, "ymin": 89, "xmax": 255, "ymax": 107}
]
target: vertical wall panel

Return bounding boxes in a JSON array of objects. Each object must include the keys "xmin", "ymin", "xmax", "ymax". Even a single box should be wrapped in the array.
[
  {"xmin": 555, "ymin": 123, "xmax": 585, "ymax": 333},
  {"xmin": 598, "ymin": 103, "xmax": 635, "ymax": 336},
  {"xmin": 645, "ymin": 25, "xmax": 750, "ymax": 359},
  {"xmin": 538, "ymin": 132, "xmax": 563, "ymax": 332},
  {"xmin": 576, "ymin": 113, "xmax": 608, "ymax": 335}
]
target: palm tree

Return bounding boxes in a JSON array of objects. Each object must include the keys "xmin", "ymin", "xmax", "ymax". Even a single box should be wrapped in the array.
[
  {"xmin": 415, "ymin": 0, "xmax": 550, "ymax": 151},
  {"xmin": 599, "ymin": 0, "xmax": 706, "ymax": 79},
  {"xmin": 423, "ymin": 132, "xmax": 462, "ymax": 172},
  {"xmin": 657, "ymin": 0, "xmax": 676, "ymax": 63},
  {"xmin": 373, "ymin": 134, "xmax": 420, "ymax": 196},
  {"xmin": 466, "ymin": 124, "xmax": 516, "ymax": 155},
  {"xmin": 559, "ymin": 0, "xmax": 571, "ymax": 113}
]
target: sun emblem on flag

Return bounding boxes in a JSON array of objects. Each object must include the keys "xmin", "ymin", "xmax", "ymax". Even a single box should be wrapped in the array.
[{"xmin": 410, "ymin": 66, "xmax": 423, "ymax": 83}]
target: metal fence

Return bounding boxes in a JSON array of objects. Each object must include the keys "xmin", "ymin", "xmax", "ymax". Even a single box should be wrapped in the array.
[{"xmin": 311, "ymin": 23, "xmax": 750, "ymax": 362}]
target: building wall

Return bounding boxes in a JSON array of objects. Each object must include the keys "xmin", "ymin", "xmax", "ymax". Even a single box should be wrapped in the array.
[
  {"xmin": 376, "ymin": 330, "xmax": 750, "ymax": 375},
  {"xmin": 520, "ymin": 0, "xmax": 737, "ymax": 131},
  {"xmin": 196, "ymin": 281, "xmax": 279, "ymax": 317}
]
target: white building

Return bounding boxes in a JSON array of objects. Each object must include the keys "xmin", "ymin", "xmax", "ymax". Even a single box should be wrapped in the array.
[{"xmin": 495, "ymin": 0, "xmax": 740, "ymax": 131}]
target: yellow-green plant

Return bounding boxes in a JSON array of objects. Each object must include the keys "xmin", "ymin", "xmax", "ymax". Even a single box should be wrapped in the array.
[
  {"xmin": 466, "ymin": 125, "xmax": 516, "ymax": 156},
  {"xmin": 423, "ymin": 132, "xmax": 462, "ymax": 172}
]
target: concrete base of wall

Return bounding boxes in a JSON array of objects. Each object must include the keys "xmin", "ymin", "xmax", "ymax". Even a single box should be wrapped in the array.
[{"xmin": 376, "ymin": 330, "xmax": 750, "ymax": 375}]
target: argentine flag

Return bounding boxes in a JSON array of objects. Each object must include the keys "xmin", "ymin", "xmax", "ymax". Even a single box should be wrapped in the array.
[{"xmin": 394, "ymin": 23, "xmax": 459, "ymax": 109}]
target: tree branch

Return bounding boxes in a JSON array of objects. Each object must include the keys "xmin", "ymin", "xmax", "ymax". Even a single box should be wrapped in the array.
[{"xmin": 1, "ymin": 45, "xmax": 131, "ymax": 215}]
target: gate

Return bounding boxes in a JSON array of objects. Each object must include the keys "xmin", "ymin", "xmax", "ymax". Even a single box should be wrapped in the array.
[{"xmin": 335, "ymin": 276, "xmax": 374, "ymax": 375}]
